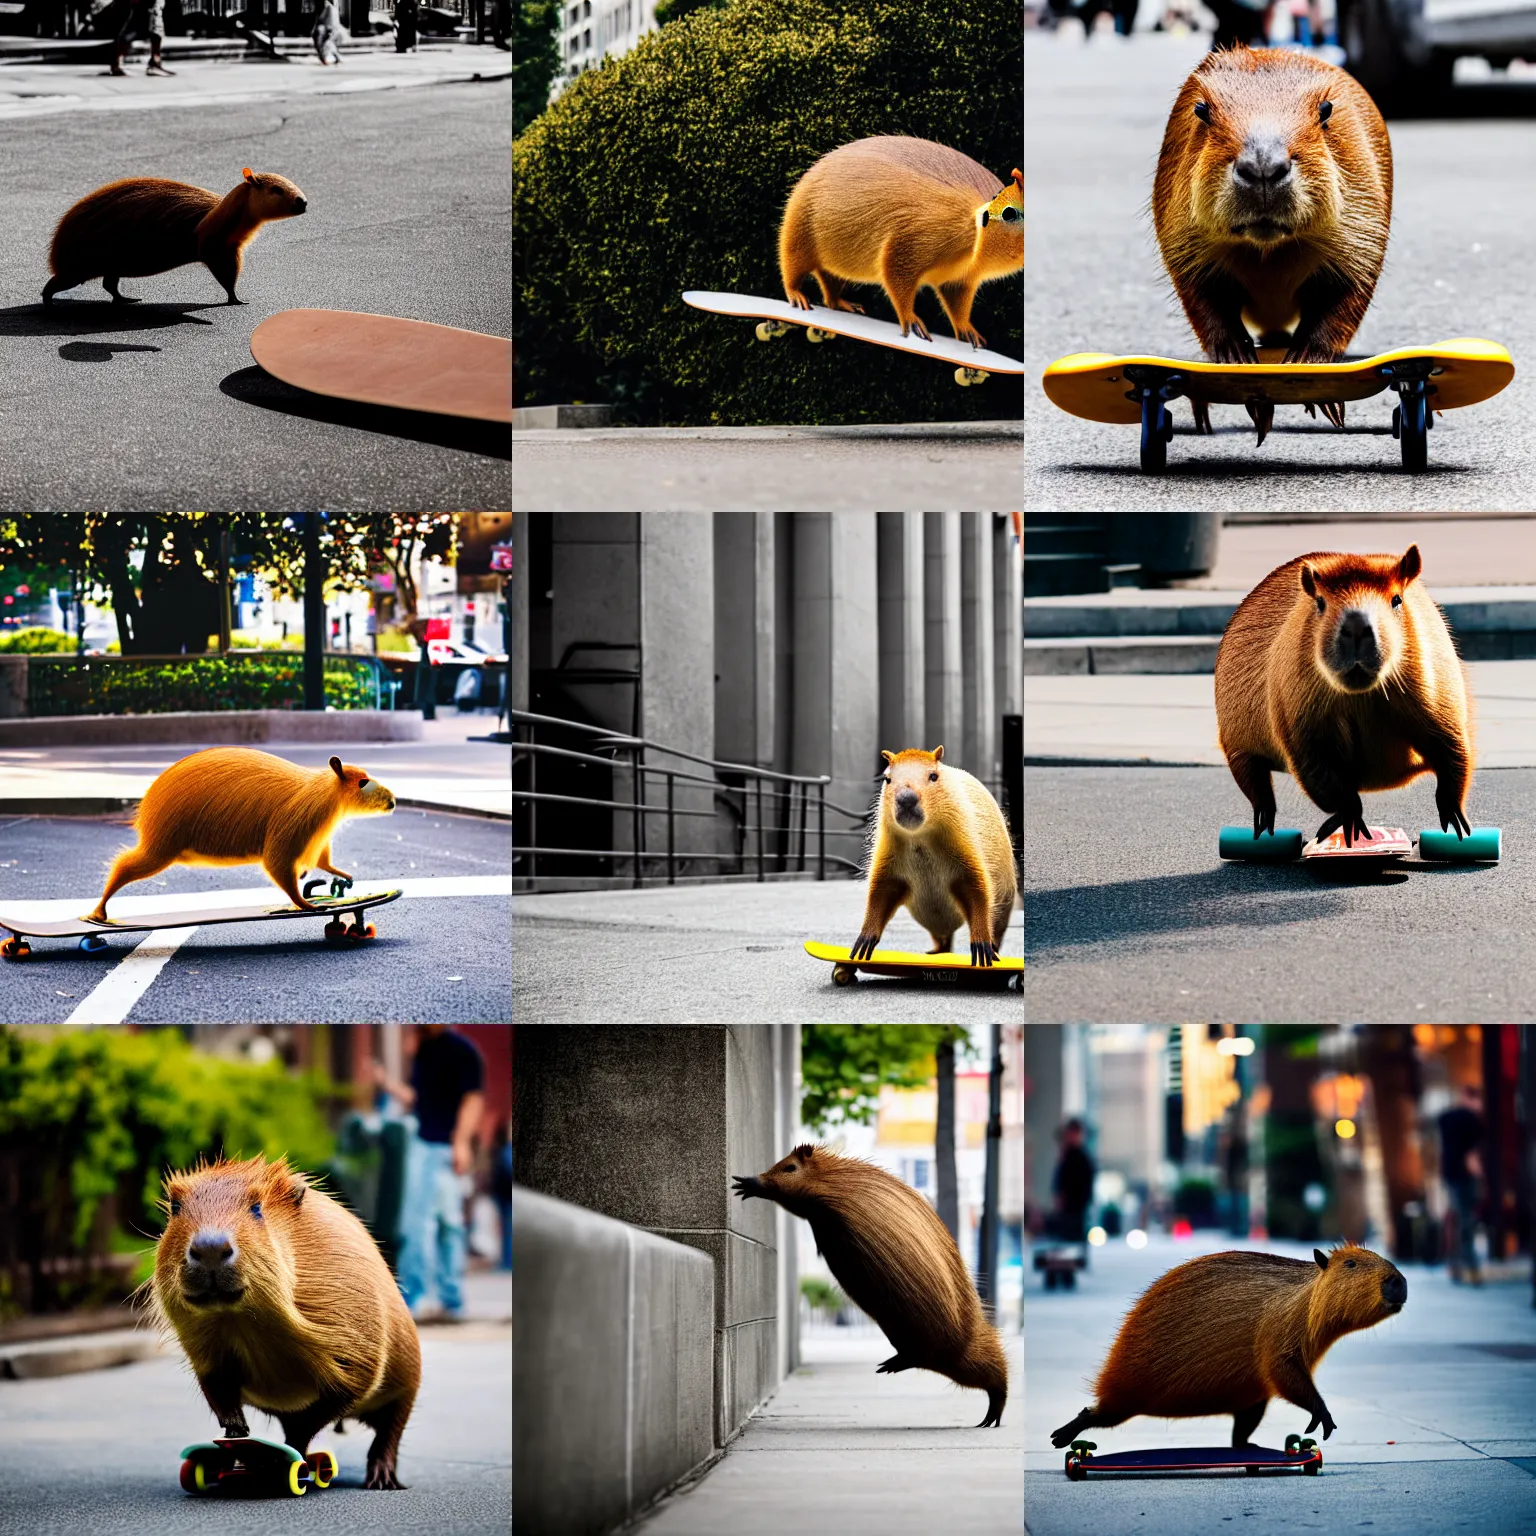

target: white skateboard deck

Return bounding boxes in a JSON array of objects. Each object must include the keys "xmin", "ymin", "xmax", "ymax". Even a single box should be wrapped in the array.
[{"xmin": 683, "ymin": 290, "xmax": 1023, "ymax": 375}]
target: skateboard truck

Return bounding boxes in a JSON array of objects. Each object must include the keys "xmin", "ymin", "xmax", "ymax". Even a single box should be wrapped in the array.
[
  {"xmin": 1124, "ymin": 364, "xmax": 1183, "ymax": 473},
  {"xmin": 1383, "ymin": 358, "xmax": 1439, "ymax": 474}
]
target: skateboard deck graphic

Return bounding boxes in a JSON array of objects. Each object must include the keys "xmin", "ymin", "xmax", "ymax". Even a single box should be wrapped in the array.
[
  {"xmin": 683, "ymin": 290, "xmax": 1023, "ymax": 383},
  {"xmin": 0, "ymin": 888, "xmax": 403, "ymax": 959},
  {"xmin": 1218, "ymin": 825, "xmax": 1501, "ymax": 864},
  {"xmin": 805, "ymin": 940, "xmax": 1022, "ymax": 988},
  {"xmin": 1042, "ymin": 337, "xmax": 1514, "ymax": 473},
  {"xmin": 180, "ymin": 1435, "xmax": 338, "ymax": 1497},
  {"xmin": 1063, "ymin": 1437, "xmax": 1321, "ymax": 1479},
  {"xmin": 251, "ymin": 309, "xmax": 512, "ymax": 424}
]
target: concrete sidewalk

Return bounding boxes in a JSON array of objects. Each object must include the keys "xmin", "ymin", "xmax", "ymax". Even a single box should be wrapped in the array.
[
  {"xmin": 639, "ymin": 1329, "xmax": 1023, "ymax": 1535},
  {"xmin": 0, "ymin": 41, "xmax": 510, "ymax": 119},
  {"xmin": 0, "ymin": 711, "xmax": 511, "ymax": 817},
  {"xmin": 1023, "ymin": 660, "xmax": 1536, "ymax": 768}
]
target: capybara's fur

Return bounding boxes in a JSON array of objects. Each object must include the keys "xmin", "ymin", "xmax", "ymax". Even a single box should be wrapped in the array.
[
  {"xmin": 1214, "ymin": 544, "xmax": 1473, "ymax": 847},
  {"xmin": 149, "ymin": 1154, "xmax": 420, "ymax": 1489},
  {"xmin": 1153, "ymin": 48, "xmax": 1391, "ymax": 439},
  {"xmin": 733, "ymin": 1143, "xmax": 1008, "ymax": 1426},
  {"xmin": 90, "ymin": 748, "xmax": 397, "ymax": 921},
  {"xmin": 852, "ymin": 745, "xmax": 1017, "ymax": 967},
  {"xmin": 43, "ymin": 168, "xmax": 307, "ymax": 306},
  {"xmin": 1051, "ymin": 1245, "xmax": 1406, "ymax": 1449},
  {"xmin": 778, "ymin": 136, "xmax": 1023, "ymax": 346}
]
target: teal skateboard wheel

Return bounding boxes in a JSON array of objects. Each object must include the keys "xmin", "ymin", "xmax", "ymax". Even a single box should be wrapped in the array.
[
  {"xmin": 1219, "ymin": 827, "xmax": 1304, "ymax": 861},
  {"xmin": 1418, "ymin": 827, "xmax": 1501, "ymax": 862}
]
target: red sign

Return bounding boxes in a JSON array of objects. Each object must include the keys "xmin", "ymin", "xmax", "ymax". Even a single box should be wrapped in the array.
[
  {"xmin": 490, "ymin": 543, "xmax": 513, "ymax": 573},
  {"xmin": 425, "ymin": 618, "xmax": 450, "ymax": 640}
]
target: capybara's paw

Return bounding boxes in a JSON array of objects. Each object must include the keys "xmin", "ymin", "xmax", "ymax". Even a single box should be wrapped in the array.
[
  {"xmin": 1320, "ymin": 400, "xmax": 1346, "ymax": 430},
  {"xmin": 1316, "ymin": 804, "xmax": 1369, "ymax": 847},
  {"xmin": 363, "ymin": 1460, "xmax": 405, "ymax": 1491},
  {"xmin": 1210, "ymin": 335, "xmax": 1258, "ymax": 367},
  {"xmin": 1253, "ymin": 804, "xmax": 1276, "ymax": 838},
  {"xmin": 1247, "ymin": 400, "xmax": 1275, "ymax": 448},
  {"xmin": 1191, "ymin": 398, "xmax": 1213, "ymax": 435},
  {"xmin": 957, "ymin": 324, "xmax": 986, "ymax": 349},
  {"xmin": 222, "ymin": 1414, "xmax": 250, "ymax": 1438},
  {"xmin": 969, "ymin": 939, "xmax": 998, "ymax": 967},
  {"xmin": 1436, "ymin": 792, "xmax": 1471, "ymax": 839},
  {"xmin": 850, "ymin": 931, "xmax": 880, "ymax": 962}
]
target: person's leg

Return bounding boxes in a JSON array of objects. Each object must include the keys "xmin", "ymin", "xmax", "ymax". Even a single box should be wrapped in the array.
[
  {"xmin": 1457, "ymin": 1179, "xmax": 1481, "ymax": 1278},
  {"xmin": 111, "ymin": 0, "xmax": 137, "ymax": 74},
  {"xmin": 431, "ymin": 1145, "xmax": 468, "ymax": 1315},
  {"xmin": 394, "ymin": 1132, "xmax": 434, "ymax": 1311},
  {"xmin": 145, "ymin": 0, "xmax": 173, "ymax": 71}
]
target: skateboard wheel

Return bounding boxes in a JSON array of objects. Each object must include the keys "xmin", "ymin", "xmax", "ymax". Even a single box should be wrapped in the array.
[
  {"xmin": 831, "ymin": 964, "xmax": 855, "ymax": 986},
  {"xmin": 807, "ymin": 327, "xmax": 835, "ymax": 343},
  {"xmin": 1219, "ymin": 827, "xmax": 1304, "ymax": 861},
  {"xmin": 1418, "ymin": 827, "xmax": 1500, "ymax": 862},
  {"xmin": 287, "ymin": 1457, "xmax": 309, "ymax": 1496},
  {"xmin": 357, "ymin": 923, "xmax": 377, "ymax": 941},
  {"xmin": 1285, "ymin": 1434, "xmax": 1300, "ymax": 1452},
  {"xmin": 79, "ymin": 933, "xmax": 110, "ymax": 954},
  {"xmin": 1300, "ymin": 1438, "xmax": 1317, "ymax": 1454},
  {"xmin": 179, "ymin": 1456, "xmax": 201, "ymax": 1494},
  {"xmin": 324, "ymin": 919, "xmax": 348, "ymax": 945},
  {"xmin": 309, "ymin": 1449, "xmax": 338, "ymax": 1487},
  {"xmin": 1065, "ymin": 1453, "xmax": 1086, "ymax": 1481},
  {"xmin": 0, "ymin": 938, "xmax": 31, "ymax": 961}
]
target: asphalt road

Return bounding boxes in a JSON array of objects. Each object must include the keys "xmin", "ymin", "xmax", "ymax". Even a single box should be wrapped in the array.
[
  {"xmin": 1024, "ymin": 765, "xmax": 1532, "ymax": 1024},
  {"xmin": 1025, "ymin": 1232, "xmax": 1536, "ymax": 1536},
  {"xmin": 0, "ymin": 809, "xmax": 511, "ymax": 1024},
  {"xmin": 514, "ymin": 882, "xmax": 1022, "ymax": 1024},
  {"xmin": 1025, "ymin": 32, "xmax": 1536, "ymax": 509},
  {"xmin": 0, "ymin": 1323, "xmax": 511, "ymax": 1535},
  {"xmin": 1, "ymin": 81, "xmax": 510, "ymax": 511}
]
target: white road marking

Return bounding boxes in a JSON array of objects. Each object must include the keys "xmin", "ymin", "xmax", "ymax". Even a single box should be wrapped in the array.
[{"xmin": 66, "ymin": 929, "xmax": 198, "ymax": 1025}]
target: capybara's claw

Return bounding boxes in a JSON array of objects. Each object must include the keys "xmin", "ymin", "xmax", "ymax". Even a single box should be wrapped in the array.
[
  {"xmin": 850, "ymin": 932, "xmax": 878, "ymax": 961},
  {"xmin": 1253, "ymin": 805, "xmax": 1276, "ymax": 838},
  {"xmin": 970, "ymin": 940, "xmax": 997, "ymax": 967},
  {"xmin": 363, "ymin": 1461, "xmax": 405, "ymax": 1491}
]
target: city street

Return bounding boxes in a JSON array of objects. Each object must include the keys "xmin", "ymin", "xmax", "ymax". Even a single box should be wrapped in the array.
[
  {"xmin": 1025, "ymin": 30, "xmax": 1536, "ymax": 509},
  {"xmin": 2, "ymin": 79, "xmax": 510, "ymax": 511},
  {"xmin": 641, "ymin": 1327, "xmax": 1023, "ymax": 1535},
  {"xmin": 0, "ymin": 808, "xmax": 511, "ymax": 1023},
  {"xmin": 1025, "ymin": 1232, "xmax": 1536, "ymax": 1536},
  {"xmin": 1024, "ymin": 763, "xmax": 1534, "ymax": 1024},
  {"xmin": 0, "ymin": 1278, "xmax": 510, "ymax": 1534}
]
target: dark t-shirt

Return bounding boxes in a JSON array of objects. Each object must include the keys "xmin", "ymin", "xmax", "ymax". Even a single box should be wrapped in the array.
[
  {"xmin": 411, "ymin": 1030, "xmax": 485, "ymax": 1144},
  {"xmin": 1439, "ymin": 1105, "xmax": 1483, "ymax": 1183},
  {"xmin": 1053, "ymin": 1145, "xmax": 1095, "ymax": 1213}
]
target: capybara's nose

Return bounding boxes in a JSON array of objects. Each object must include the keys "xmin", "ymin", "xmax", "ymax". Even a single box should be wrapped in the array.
[
  {"xmin": 895, "ymin": 789, "xmax": 921, "ymax": 818},
  {"xmin": 293, "ymin": 197, "xmax": 307, "ymax": 214},
  {"xmin": 187, "ymin": 1228, "xmax": 237, "ymax": 1275},
  {"xmin": 1337, "ymin": 609, "xmax": 1380, "ymax": 669},
  {"xmin": 1233, "ymin": 133, "xmax": 1292, "ymax": 191},
  {"xmin": 1382, "ymin": 1270, "xmax": 1407, "ymax": 1307}
]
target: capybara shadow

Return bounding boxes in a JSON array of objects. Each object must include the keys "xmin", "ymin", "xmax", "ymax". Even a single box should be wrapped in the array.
[{"xmin": 0, "ymin": 300, "xmax": 220, "ymax": 338}]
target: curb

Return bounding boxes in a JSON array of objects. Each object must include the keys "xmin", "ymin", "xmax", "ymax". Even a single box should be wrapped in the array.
[
  {"xmin": 0, "ymin": 709, "xmax": 423, "ymax": 748},
  {"xmin": 0, "ymin": 1329, "xmax": 167, "ymax": 1380},
  {"xmin": 397, "ymin": 797, "xmax": 511, "ymax": 822},
  {"xmin": 1025, "ymin": 635, "xmax": 1221, "ymax": 676}
]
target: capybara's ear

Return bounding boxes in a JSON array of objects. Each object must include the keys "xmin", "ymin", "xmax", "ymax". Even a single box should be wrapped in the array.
[
  {"xmin": 1314, "ymin": 1248, "xmax": 1330, "ymax": 1271},
  {"xmin": 1012, "ymin": 169, "xmax": 1022, "ymax": 189},
  {"xmin": 329, "ymin": 755, "xmax": 345, "ymax": 779},
  {"xmin": 1399, "ymin": 545, "xmax": 1422, "ymax": 585},
  {"xmin": 242, "ymin": 167, "xmax": 254, "ymax": 181},
  {"xmin": 932, "ymin": 745, "xmax": 945, "ymax": 762},
  {"xmin": 1300, "ymin": 564, "xmax": 1318, "ymax": 599},
  {"xmin": 881, "ymin": 750, "xmax": 895, "ymax": 765}
]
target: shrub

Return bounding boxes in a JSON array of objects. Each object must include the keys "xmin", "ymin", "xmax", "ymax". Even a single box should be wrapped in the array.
[
  {"xmin": 513, "ymin": 0, "xmax": 1021, "ymax": 426},
  {"xmin": 25, "ymin": 656, "xmax": 385, "ymax": 715},
  {"xmin": 0, "ymin": 627, "xmax": 73, "ymax": 654}
]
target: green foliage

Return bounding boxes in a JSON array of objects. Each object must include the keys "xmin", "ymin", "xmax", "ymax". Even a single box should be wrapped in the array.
[
  {"xmin": 800, "ymin": 1025, "xmax": 973, "ymax": 1132},
  {"xmin": 799, "ymin": 1274, "xmax": 845, "ymax": 1314},
  {"xmin": 0, "ymin": 1028, "xmax": 337, "ymax": 1255},
  {"xmin": 654, "ymin": 0, "xmax": 720, "ymax": 22},
  {"xmin": 514, "ymin": 0, "xmax": 563, "ymax": 137},
  {"xmin": 513, "ymin": 0, "xmax": 1022, "ymax": 425},
  {"xmin": 0, "ymin": 627, "xmax": 72, "ymax": 653}
]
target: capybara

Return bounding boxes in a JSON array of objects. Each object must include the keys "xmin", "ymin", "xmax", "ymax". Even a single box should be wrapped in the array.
[
  {"xmin": 43, "ymin": 168, "xmax": 307, "ymax": 306},
  {"xmin": 1153, "ymin": 48, "xmax": 1392, "ymax": 440},
  {"xmin": 734, "ymin": 1143, "xmax": 1008, "ymax": 1426},
  {"xmin": 1214, "ymin": 544, "xmax": 1473, "ymax": 847},
  {"xmin": 150, "ymin": 1153, "xmax": 420, "ymax": 1489},
  {"xmin": 90, "ymin": 748, "xmax": 396, "ymax": 921},
  {"xmin": 852, "ymin": 745, "xmax": 1017, "ymax": 966},
  {"xmin": 1051, "ymin": 1245, "xmax": 1406, "ymax": 1448}
]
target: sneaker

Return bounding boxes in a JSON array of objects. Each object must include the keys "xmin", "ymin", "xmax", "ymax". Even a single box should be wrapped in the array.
[{"xmin": 146, "ymin": 60, "xmax": 176, "ymax": 75}]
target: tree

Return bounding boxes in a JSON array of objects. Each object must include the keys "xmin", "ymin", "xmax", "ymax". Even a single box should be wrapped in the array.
[
  {"xmin": 800, "ymin": 1025, "xmax": 973, "ymax": 1134},
  {"xmin": 513, "ymin": 0, "xmax": 562, "ymax": 138}
]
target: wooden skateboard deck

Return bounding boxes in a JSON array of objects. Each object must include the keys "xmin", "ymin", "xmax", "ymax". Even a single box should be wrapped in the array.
[
  {"xmin": 251, "ymin": 310, "xmax": 512, "ymax": 424},
  {"xmin": 0, "ymin": 888, "xmax": 403, "ymax": 959},
  {"xmin": 805, "ymin": 939, "xmax": 1022, "ymax": 988},
  {"xmin": 1064, "ymin": 1438, "xmax": 1321, "ymax": 1479},
  {"xmin": 1042, "ymin": 337, "xmax": 1513, "ymax": 473},
  {"xmin": 683, "ymin": 290, "xmax": 1023, "ymax": 384}
]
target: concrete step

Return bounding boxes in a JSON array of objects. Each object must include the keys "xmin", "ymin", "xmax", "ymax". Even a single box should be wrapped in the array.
[
  {"xmin": 1025, "ymin": 554, "xmax": 1141, "ymax": 599},
  {"xmin": 1025, "ymin": 634, "xmax": 1223, "ymax": 675}
]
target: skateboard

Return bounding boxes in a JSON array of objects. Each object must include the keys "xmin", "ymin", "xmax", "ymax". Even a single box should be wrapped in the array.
[
  {"xmin": 683, "ymin": 290, "xmax": 1024, "ymax": 386},
  {"xmin": 179, "ymin": 1435, "xmax": 337, "ymax": 1497},
  {"xmin": 1063, "ymin": 1436, "xmax": 1321, "ymax": 1480},
  {"xmin": 805, "ymin": 939, "xmax": 1022, "ymax": 989},
  {"xmin": 250, "ymin": 309, "xmax": 512, "ymax": 424},
  {"xmin": 1218, "ymin": 824, "xmax": 1501, "ymax": 864},
  {"xmin": 1041, "ymin": 338, "xmax": 1514, "ymax": 473},
  {"xmin": 1033, "ymin": 1240, "xmax": 1087, "ymax": 1290},
  {"xmin": 0, "ymin": 880, "xmax": 403, "ymax": 960}
]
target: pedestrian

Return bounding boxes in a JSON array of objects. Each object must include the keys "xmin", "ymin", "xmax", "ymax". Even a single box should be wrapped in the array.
[
  {"xmin": 312, "ymin": 0, "xmax": 344, "ymax": 65},
  {"xmin": 1205, "ymin": 0, "xmax": 1269, "ymax": 48},
  {"xmin": 490, "ymin": 1120, "xmax": 512, "ymax": 1271},
  {"xmin": 412, "ymin": 618, "xmax": 438, "ymax": 721},
  {"xmin": 1438, "ymin": 1081, "xmax": 1485, "ymax": 1285},
  {"xmin": 395, "ymin": 0, "xmax": 419, "ymax": 52},
  {"xmin": 491, "ymin": 0, "xmax": 508, "ymax": 48},
  {"xmin": 110, "ymin": 0, "xmax": 174, "ymax": 76},
  {"xmin": 1052, "ymin": 1118, "xmax": 1095, "ymax": 1245},
  {"xmin": 371, "ymin": 1025, "xmax": 486, "ymax": 1320}
]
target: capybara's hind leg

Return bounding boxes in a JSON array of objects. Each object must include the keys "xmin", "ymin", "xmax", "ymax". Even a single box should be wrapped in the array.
[
  {"xmin": 876, "ymin": 1353, "xmax": 915, "ymax": 1374},
  {"xmin": 1050, "ymin": 1405, "xmax": 1125, "ymax": 1449},
  {"xmin": 41, "ymin": 275, "xmax": 74, "ymax": 307},
  {"xmin": 204, "ymin": 251, "xmax": 244, "ymax": 305},
  {"xmin": 1226, "ymin": 749, "xmax": 1278, "ymax": 838},
  {"xmin": 815, "ymin": 273, "xmax": 864, "ymax": 315},
  {"xmin": 358, "ymin": 1395, "xmax": 413, "ymax": 1490},
  {"xmin": 1232, "ymin": 1400, "xmax": 1267, "ymax": 1447},
  {"xmin": 978, "ymin": 1387, "xmax": 1005, "ymax": 1429},
  {"xmin": 926, "ymin": 930, "xmax": 954, "ymax": 955},
  {"xmin": 311, "ymin": 842, "xmax": 353, "ymax": 884},
  {"xmin": 263, "ymin": 856, "xmax": 316, "ymax": 911},
  {"xmin": 90, "ymin": 845, "xmax": 176, "ymax": 922},
  {"xmin": 102, "ymin": 275, "xmax": 140, "ymax": 305}
]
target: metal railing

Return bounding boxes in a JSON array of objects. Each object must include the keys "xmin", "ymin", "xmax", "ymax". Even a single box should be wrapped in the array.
[{"xmin": 512, "ymin": 709, "xmax": 871, "ymax": 888}]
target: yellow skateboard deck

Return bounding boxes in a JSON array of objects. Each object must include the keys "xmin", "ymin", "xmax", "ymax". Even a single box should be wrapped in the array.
[
  {"xmin": 805, "ymin": 940, "xmax": 1022, "ymax": 989},
  {"xmin": 1042, "ymin": 337, "xmax": 1514, "ymax": 474}
]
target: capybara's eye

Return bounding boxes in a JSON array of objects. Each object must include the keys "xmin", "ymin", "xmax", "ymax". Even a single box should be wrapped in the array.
[
  {"xmin": 782, "ymin": 1163, "xmax": 796, "ymax": 1173},
  {"xmin": 250, "ymin": 1201, "xmax": 263, "ymax": 1220},
  {"xmin": 359, "ymin": 777, "xmax": 370, "ymax": 787},
  {"xmin": 1315, "ymin": 597, "xmax": 1326, "ymax": 615},
  {"xmin": 1345, "ymin": 1257, "xmax": 1356, "ymax": 1268},
  {"xmin": 169, "ymin": 1199, "xmax": 180, "ymax": 1217},
  {"xmin": 929, "ymin": 772, "xmax": 938, "ymax": 782},
  {"xmin": 1319, "ymin": 100, "xmax": 1333, "ymax": 125},
  {"xmin": 1193, "ymin": 100, "xmax": 1211, "ymax": 124},
  {"xmin": 1391, "ymin": 594, "xmax": 1402, "ymax": 609}
]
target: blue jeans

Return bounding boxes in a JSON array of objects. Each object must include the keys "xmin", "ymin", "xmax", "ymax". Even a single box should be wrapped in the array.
[
  {"xmin": 1447, "ymin": 1176, "xmax": 1480, "ymax": 1275},
  {"xmin": 396, "ymin": 1134, "xmax": 468, "ymax": 1313}
]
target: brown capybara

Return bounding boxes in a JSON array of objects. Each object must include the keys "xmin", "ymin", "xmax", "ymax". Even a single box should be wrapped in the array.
[
  {"xmin": 1214, "ymin": 544, "xmax": 1473, "ymax": 847},
  {"xmin": 43, "ymin": 168, "xmax": 307, "ymax": 307},
  {"xmin": 1051, "ymin": 1245, "xmax": 1406, "ymax": 1449},
  {"xmin": 1153, "ymin": 48, "xmax": 1392, "ymax": 441},
  {"xmin": 778, "ymin": 137, "xmax": 1023, "ymax": 346},
  {"xmin": 734, "ymin": 1143, "xmax": 1008, "ymax": 1426},
  {"xmin": 149, "ymin": 1154, "xmax": 420, "ymax": 1489},
  {"xmin": 90, "ymin": 748, "xmax": 396, "ymax": 921},
  {"xmin": 852, "ymin": 746, "xmax": 1017, "ymax": 967}
]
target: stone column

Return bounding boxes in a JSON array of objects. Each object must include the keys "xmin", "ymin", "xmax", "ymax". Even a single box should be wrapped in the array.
[
  {"xmin": 876, "ymin": 513, "xmax": 925, "ymax": 752},
  {"xmin": 959, "ymin": 513, "xmax": 997, "ymax": 782},
  {"xmin": 923, "ymin": 513, "xmax": 964, "ymax": 759},
  {"xmin": 993, "ymin": 512, "xmax": 1024, "ymax": 724}
]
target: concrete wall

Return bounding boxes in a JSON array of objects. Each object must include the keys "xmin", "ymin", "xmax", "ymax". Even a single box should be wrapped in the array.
[
  {"xmin": 548, "ymin": 513, "xmax": 641, "ymax": 737},
  {"xmin": 876, "ymin": 513, "xmax": 925, "ymax": 752},
  {"xmin": 713, "ymin": 513, "xmax": 775, "ymax": 769},
  {"xmin": 923, "ymin": 513, "xmax": 964, "ymax": 757},
  {"xmin": 959, "ymin": 513, "xmax": 997, "ymax": 782},
  {"xmin": 512, "ymin": 1188, "xmax": 714, "ymax": 1536}
]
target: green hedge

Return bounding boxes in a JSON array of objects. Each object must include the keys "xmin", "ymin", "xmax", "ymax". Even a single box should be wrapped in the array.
[
  {"xmin": 513, "ymin": 0, "xmax": 1021, "ymax": 426},
  {"xmin": 0, "ymin": 627, "xmax": 72, "ymax": 654},
  {"xmin": 26, "ymin": 656, "xmax": 382, "ymax": 716}
]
